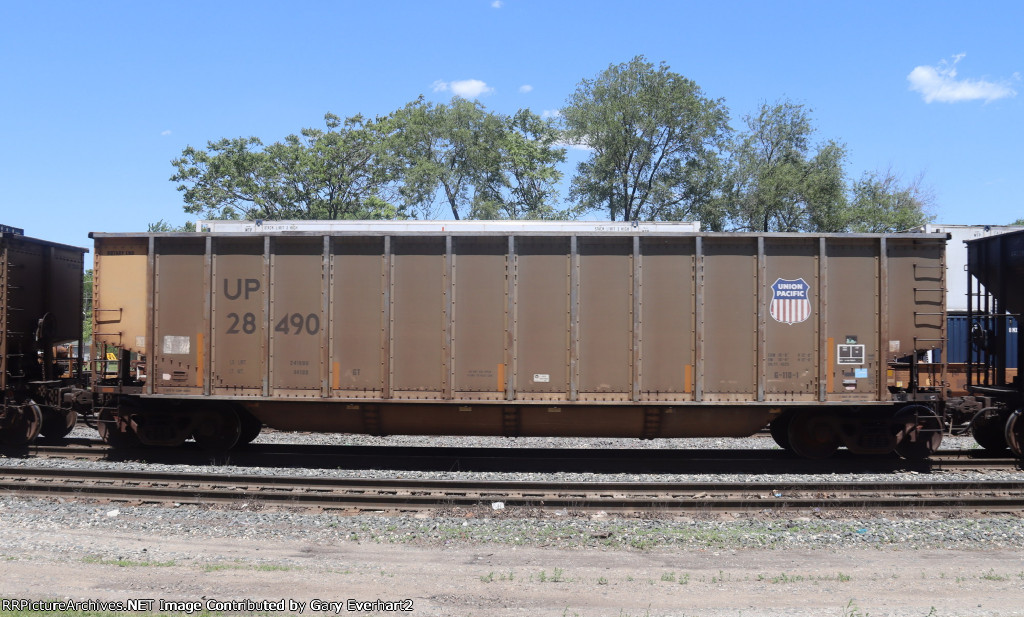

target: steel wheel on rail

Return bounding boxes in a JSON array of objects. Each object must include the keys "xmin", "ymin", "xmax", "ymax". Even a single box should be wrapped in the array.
[
  {"xmin": 237, "ymin": 409, "xmax": 263, "ymax": 445},
  {"xmin": 769, "ymin": 412, "xmax": 793, "ymax": 452},
  {"xmin": 971, "ymin": 407, "xmax": 1009, "ymax": 452},
  {"xmin": 1004, "ymin": 410, "xmax": 1024, "ymax": 459},
  {"xmin": 1, "ymin": 399, "xmax": 43, "ymax": 445},
  {"xmin": 786, "ymin": 409, "xmax": 840, "ymax": 459},
  {"xmin": 39, "ymin": 405, "xmax": 77, "ymax": 440},
  {"xmin": 893, "ymin": 405, "xmax": 943, "ymax": 460},
  {"xmin": 192, "ymin": 404, "xmax": 242, "ymax": 451}
]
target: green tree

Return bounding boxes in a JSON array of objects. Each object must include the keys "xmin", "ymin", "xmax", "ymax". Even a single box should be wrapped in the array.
[
  {"xmin": 725, "ymin": 100, "xmax": 847, "ymax": 232},
  {"xmin": 1011, "ymin": 217, "xmax": 1024, "ymax": 225},
  {"xmin": 846, "ymin": 169, "xmax": 935, "ymax": 232},
  {"xmin": 147, "ymin": 220, "xmax": 196, "ymax": 232},
  {"xmin": 472, "ymin": 109, "xmax": 570, "ymax": 220},
  {"xmin": 560, "ymin": 56, "xmax": 731, "ymax": 222},
  {"xmin": 82, "ymin": 269, "xmax": 92, "ymax": 343},
  {"xmin": 170, "ymin": 114, "xmax": 403, "ymax": 221},
  {"xmin": 387, "ymin": 97, "xmax": 567, "ymax": 220}
]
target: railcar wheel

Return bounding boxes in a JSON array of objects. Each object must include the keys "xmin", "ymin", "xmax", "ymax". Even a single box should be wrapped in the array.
[
  {"xmin": 893, "ymin": 405, "xmax": 943, "ymax": 460},
  {"xmin": 769, "ymin": 413, "xmax": 793, "ymax": 451},
  {"xmin": 1004, "ymin": 410, "xmax": 1024, "ymax": 459},
  {"xmin": 787, "ymin": 410, "xmax": 840, "ymax": 459},
  {"xmin": 192, "ymin": 405, "xmax": 241, "ymax": 451},
  {"xmin": 97, "ymin": 408, "xmax": 141, "ymax": 449},
  {"xmin": 972, "ymin": 408, "xmax": 1009, "ymax": 452},
  {"xmin": 1, "ymin": 399, "xmax": 43, "ymax": 445},
  {"xmin": 39, "ymin": 405, "xmax": 77, "ymax": 440},
  {"xmin": 238, "ymin": 410, "xmax": 262, "ymax": 445}
]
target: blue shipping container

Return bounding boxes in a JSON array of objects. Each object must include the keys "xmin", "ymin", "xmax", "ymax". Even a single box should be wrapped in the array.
[{"xmin": 946, "ymin": 314, "xmax": 1019, "ymax": 368}]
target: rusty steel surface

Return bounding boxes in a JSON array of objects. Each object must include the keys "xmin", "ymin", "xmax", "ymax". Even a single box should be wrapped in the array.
[{"xmin": 89, "ymin": 225, "xmax": 948, "ymax": 439}]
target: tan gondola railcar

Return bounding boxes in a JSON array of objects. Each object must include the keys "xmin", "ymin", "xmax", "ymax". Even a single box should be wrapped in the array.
[{"xmin": 90, "ymin": 221, "xmax": 948, "ymax": 457}]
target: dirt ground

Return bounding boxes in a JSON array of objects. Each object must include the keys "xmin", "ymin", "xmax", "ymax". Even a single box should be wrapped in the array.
[{"xmin": 2, "ymin": 525, "xmax": 1024, "ymax": 617}]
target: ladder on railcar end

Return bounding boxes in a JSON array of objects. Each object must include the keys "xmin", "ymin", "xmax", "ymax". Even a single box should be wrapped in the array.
[{"xmin": 910, "ymin": 261, "xmax": 947, "ymax": 400}]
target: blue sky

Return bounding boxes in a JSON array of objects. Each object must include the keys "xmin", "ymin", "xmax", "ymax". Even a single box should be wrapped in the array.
[{"xmin": 2, "ymin": 0, "xmax": 1021, "ymax": 258}]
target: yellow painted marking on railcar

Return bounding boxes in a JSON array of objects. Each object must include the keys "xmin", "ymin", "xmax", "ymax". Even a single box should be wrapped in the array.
[
  {"xmin": 826, "ymin": 337, "xmax": 834, "ymax": 393},
  {"xmin": 497, "ymin": 363, "xmax": 505, "ymax": 392},
  {"xmin": 332, "ymin": 362, "xmax": 340, "ymax": 390},
  {"xmin": 683, "ymin": 364, "xmax": 693, "ymax": 394},
  {"xmin": 196, "ymin": 332, "xmax": 204, "ymax": 389}
]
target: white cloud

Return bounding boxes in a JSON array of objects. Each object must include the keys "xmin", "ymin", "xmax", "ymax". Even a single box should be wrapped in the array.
[
  {"xmin": 554, "ymin": 138, "xmax": 594, "ymax": 152},
  {"xmin": 541, "ymin": 109, "xmax": 560, "ymax": 118},
  {"xmin": 431, "ymin": 79, "xmax": 494, "ymax": 98},
  {"xmin": 907, "ymin": 54, "xmax": 1018, "ymax": 103},
  {"xmin": 519, "ymin": 84, "xmax": 533, "ymax": 93},
  {"xmin": 491, "ymin": 0, "xmax": 502, "ymax": 7},
  {"xmin": 161, "ymin": 130, "xmax": 172, "ymax": 136}
]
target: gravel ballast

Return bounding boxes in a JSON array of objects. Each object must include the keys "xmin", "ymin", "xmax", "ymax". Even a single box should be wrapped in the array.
[{"xmin": 3, "ymin": 429, "xmax": 1024, "ymax": 616}]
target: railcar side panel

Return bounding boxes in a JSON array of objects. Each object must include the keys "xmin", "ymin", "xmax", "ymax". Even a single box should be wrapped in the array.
[
  {"xmin": 89, "ymin": 227, "xmax": 948, "ymax": 442},
  {"xmin": 152, "ymin": 238, "xmax": 205, "ymax": 395},
  {"xmin": 514, "ymin": 237, "xmax": 570, "ymax": 399},
  {"xmin": 637, "ymin": 237, "xmax": 695, "ymax": 401},
  {"xmin": 577, "ymin": 237, "xmax": 633, "ymax": 399},
  {"xmin": 330, "ymin": 237, "xmax": 386, "ymax": 397},
  {"xmin": 763, "ymin": 238, "xmax": 819, "ymax": 400},
  {"xmin": 390, "ymin": 236, "xmax": 445, "ymax": 398},
  {"xmin": 452, "ymin": 236, "xmax": 506, "ymax": 399},
  {"xmin": 823, "ymin": 239, "xmax": 879, "ymax": 400},
  {"xmin": 269, "ymin": 237, "xmax": 324, "ymax": 395},
  {"xmin": 211, "ymin": 237, "xmax": 265, "ymax": 395},
  {"xmin": 92, "ymin": 237, "xmax": 148, "ymax": 359},
  {"xmin": 701, "ymin": 238, "xmax": 758, "ymax": 401}
]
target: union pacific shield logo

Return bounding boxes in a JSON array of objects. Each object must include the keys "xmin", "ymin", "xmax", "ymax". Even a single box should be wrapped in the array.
[{"xmin": 770, "ymin": 278, "xmax": 811, "ymax": 325}]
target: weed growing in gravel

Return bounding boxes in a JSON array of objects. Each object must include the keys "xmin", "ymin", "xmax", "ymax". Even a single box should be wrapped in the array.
[
  {"xmin": 842, "ymin": 599, "xmax": 870, "ymax": 617},
  {"xmin": 82, "ymin": 556, "xmax": 175, "ymax": 568},
  {"xmin": 616, "ymin": 606, "xmax": 652, "ymax": 617},
  {"xmin": 711, "ymin": 569, "xmax": 730, "ymax": 584},
  {"xmin": 756, "ymin": 572, "xmax": 852, "ymax": 584},
  {"xmin": 535, "ymin": 567, "xmax": 566, "ymax": 583},
  {"xmin": 981, "ymin": 569, "xmax": 1010, "ymax": 581},
  {"xmin": 480, "ymin": 571, "xmax": 495, "ymax": 583},
  {"xmin": 203, "ymin": 563, "xmax": 297, "ymax": 573},
  {"xmin": 660, "ymin": 571, "xmax": 676, "ymax": 582}
]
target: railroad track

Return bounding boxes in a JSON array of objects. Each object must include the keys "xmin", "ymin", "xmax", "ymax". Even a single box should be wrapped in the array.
[
  {"xmin": 2, "ymin": 467, "xmax": 1024, "ymax": 513},
  {"xmin": 10, "ymin": 441, "xmax": 1022, "ymax": 474}
]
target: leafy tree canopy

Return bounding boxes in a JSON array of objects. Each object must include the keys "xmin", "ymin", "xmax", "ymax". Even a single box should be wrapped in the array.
[
  {"xmin": 386, "ymin": 97, "xmax": 568, "ymax": 220},
  {"xmin": 166, "ymin": 59, "xmax": 942, "ymax": 231},
  {"xmin": 170, "ymin": 114, "xmax": 404, "ymax": 221},
  {"xmin": 725, "ymin": 100, "xmax": 848, "ymax": 232},
  {"xmin": 846, "ymin": 169, "xmax": 935, "ymax": 232},
  {"xmin": 560, "ymin": 56, "xmax": 731, "ymax": 223}
]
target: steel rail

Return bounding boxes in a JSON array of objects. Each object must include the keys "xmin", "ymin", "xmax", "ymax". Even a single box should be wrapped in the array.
[
  {"xmin": 3, "ymin": 467, "xmax": 1024, "ymax": 513},
  {"xmin": 14, "ymin": 443, "xmax": 1023, "ymax": 473}
]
